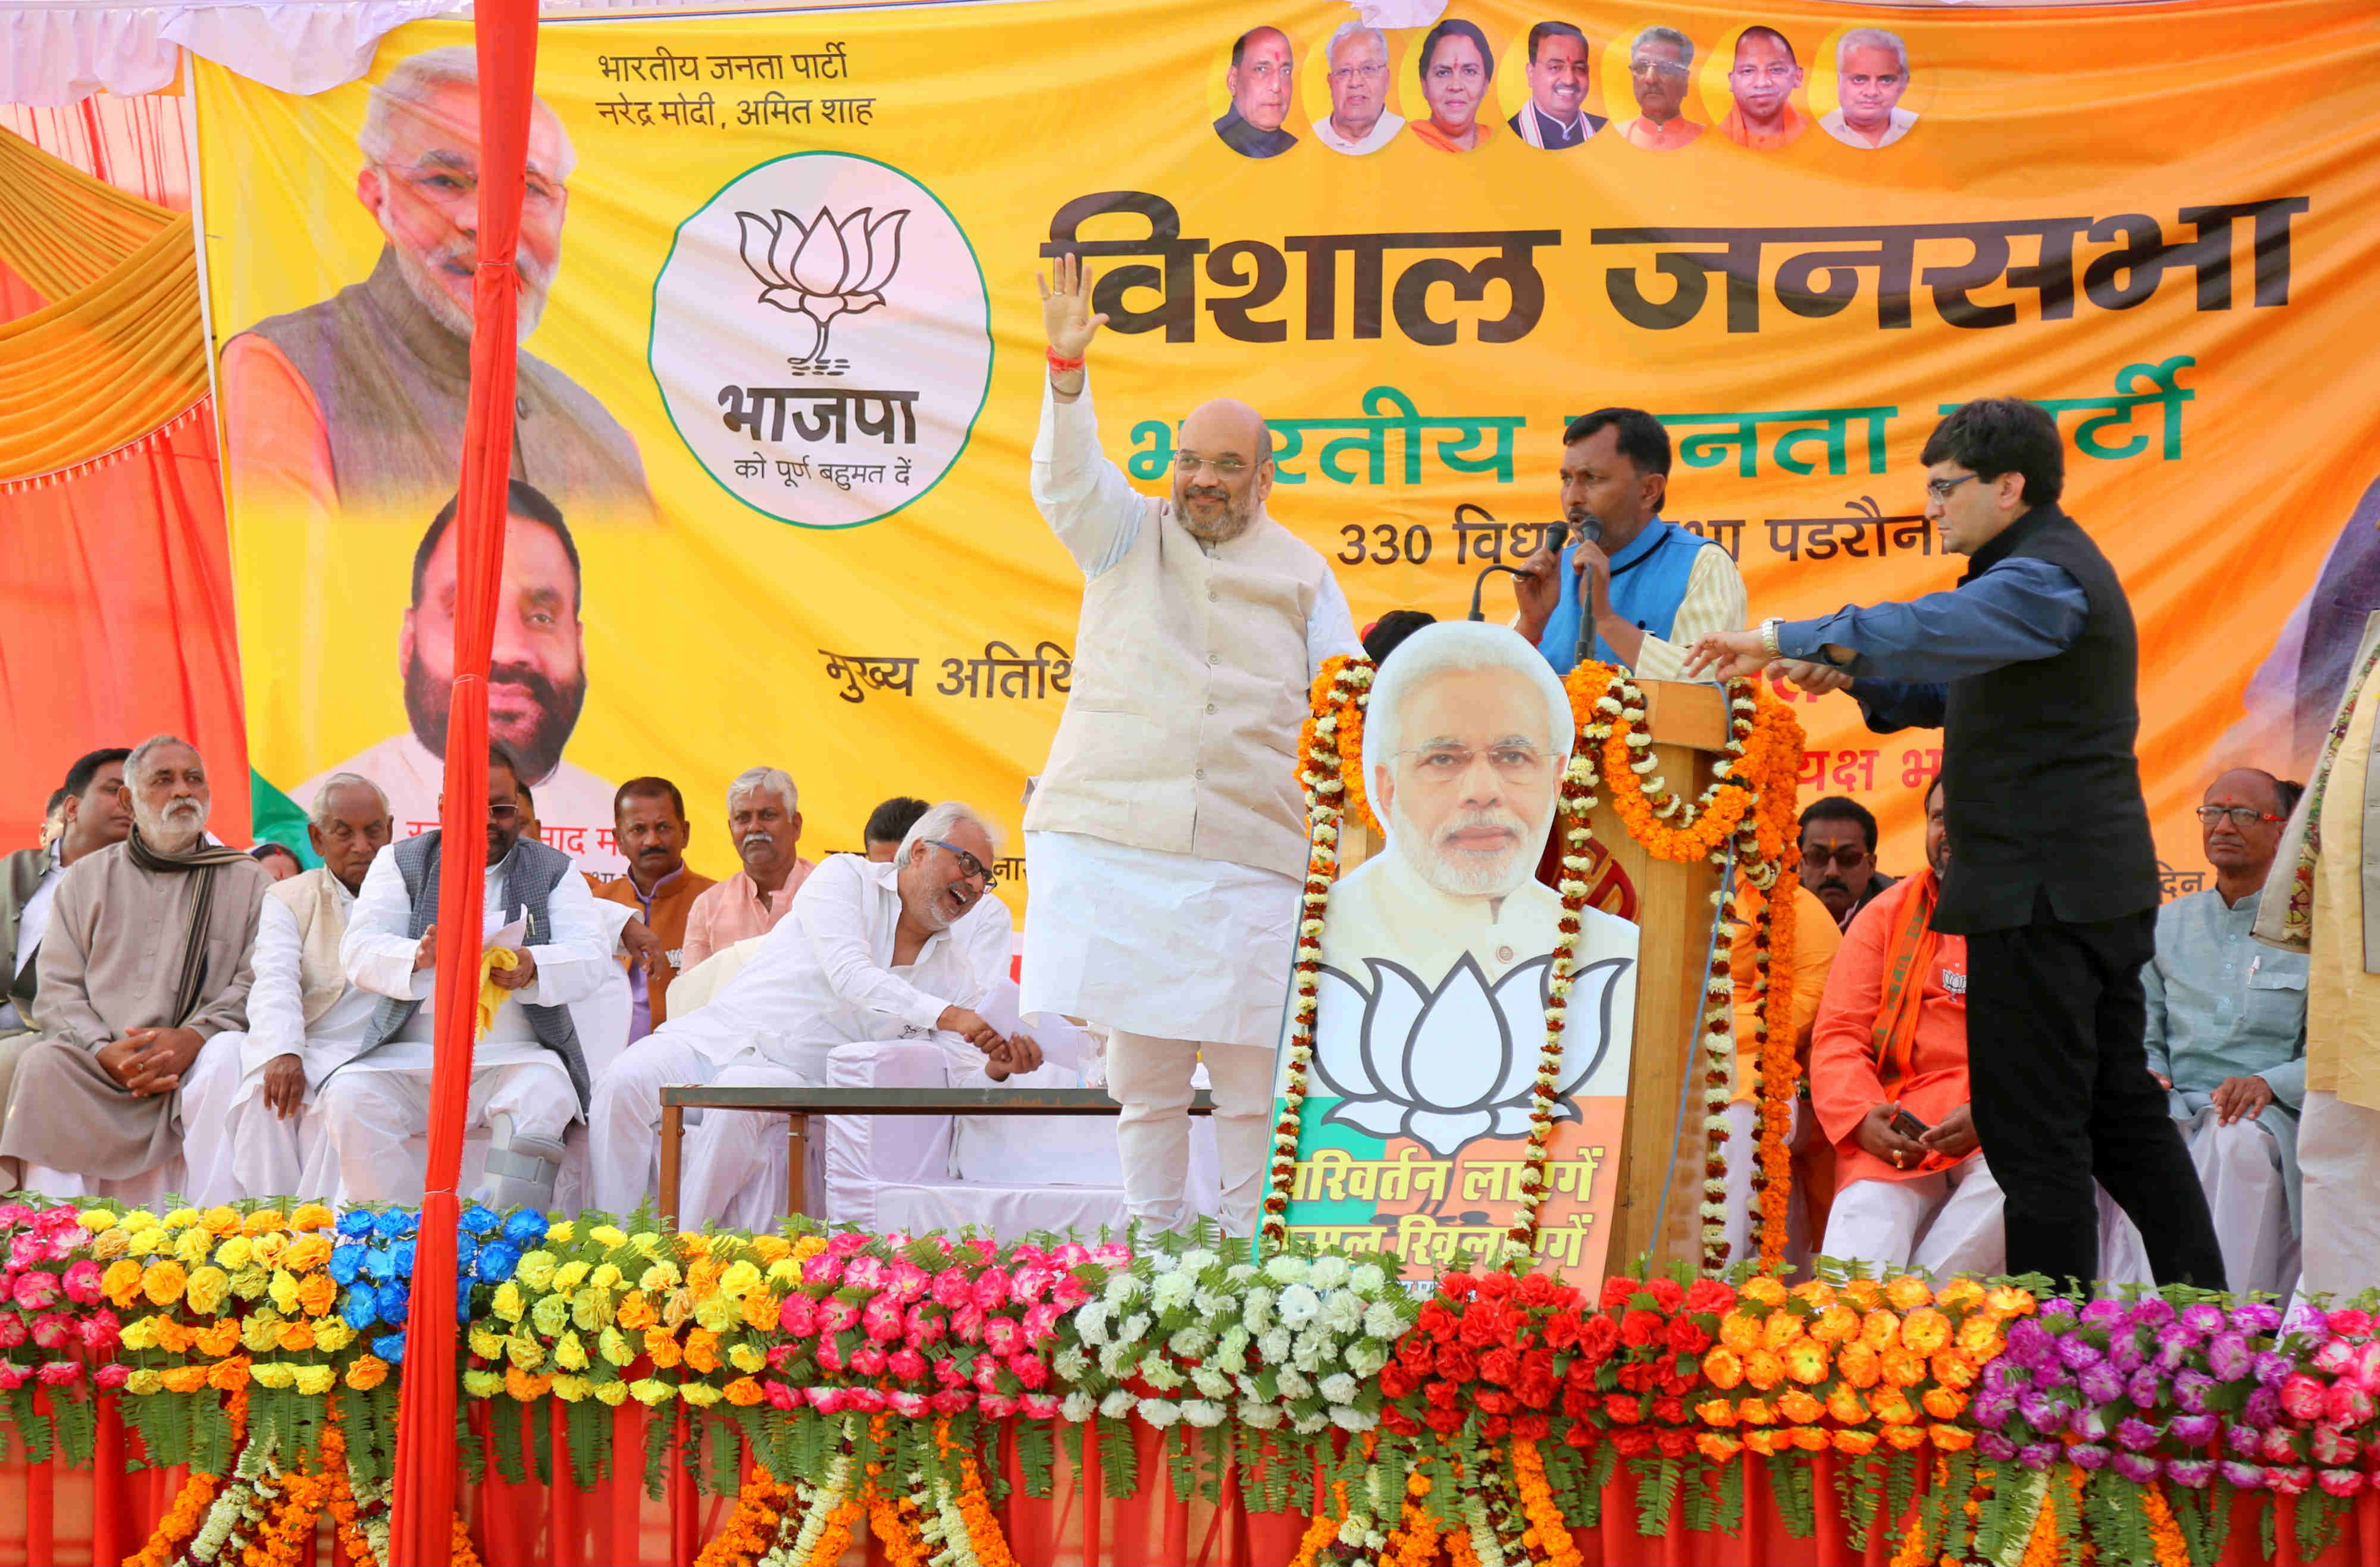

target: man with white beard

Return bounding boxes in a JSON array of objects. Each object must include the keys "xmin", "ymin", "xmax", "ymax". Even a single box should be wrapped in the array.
[
  {"xmin": 0, "ymin": 736, "xmax": 269, "ymax": 1199},
  {"xmin": 1311, "ymin": 623, "xmax": 1633, "ymax": 1013},
  {"xmin": 219, "ymin": 45, "xmax": 652, "ymax": 524}
]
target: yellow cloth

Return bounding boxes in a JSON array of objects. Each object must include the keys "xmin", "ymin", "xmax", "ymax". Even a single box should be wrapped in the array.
[
  {"xmin": 0, "ymin": 128, "xmax": 208, "ymax": 481},
  {"xmin": 477, "ymin": 946, "xmax": 521, "ymax": 1040},
  {"xmin": 2309, "ymin": 653, "xmax": 2380, "ymax": 1112}
]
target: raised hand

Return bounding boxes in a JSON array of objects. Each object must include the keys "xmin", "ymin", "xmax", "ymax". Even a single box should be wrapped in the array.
[{"xmin": 1036, "ymin": 252, "xmax": 1108, "ymax": 376}]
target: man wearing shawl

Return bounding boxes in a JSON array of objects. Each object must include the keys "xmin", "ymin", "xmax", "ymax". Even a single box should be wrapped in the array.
[{"xmin": 0, "ymin": 736, "xmax": 268, "ymax": 1197}]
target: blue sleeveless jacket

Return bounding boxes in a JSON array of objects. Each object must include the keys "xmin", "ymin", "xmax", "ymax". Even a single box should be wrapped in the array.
[{"xmin": 1535, "ymin": 518, "xmax": 1712, "ymax": 674}]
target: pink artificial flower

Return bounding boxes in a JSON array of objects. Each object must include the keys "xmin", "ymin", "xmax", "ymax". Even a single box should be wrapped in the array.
[
  {"xmin": 79, "ymin": 1312, "xmax": 121, "ymax": 1356},
  {"xmin": 2269, "ymin": 1466, "xmax": 2315, "ymax": 1497},
  {"xmin": 1054, "ymin": 1277, "xmax": 1092, "ymax": 1310},
  {"xmin": 972, "ymin": 1358, "xmax": 1003, "ymax": 1394},
  {"xmin": 32, "ymin": 1208, "xmax": 82, "ymax": 1243},
  {"xmin": 1009, "ymin": 1244, "xmax": 1047, "ymax": 1269},
  {"xmin": 904, "ymin": 1305, "xmax": 947, "ymax": 1348},
  {"xmin": 928, "ymin": 1388, "xmax": 973, "ymax": 1415},
  {"xmin": 1052, "ymin": 1243, "xmax": 1089, "ymax": 1270},
  {"xmin": 763, "ymin": 1380, "xmax": 797, "ymax": 1412},
  {"xmin": 35, "ymin": 1362, "xmax": 80, "ymax": 1388},
  {"xmin": 844, "ymin": 1389, "xmax": 887, "ymax": 1414},
  {"xmin": 885, "ymin": 1231, "xmax": 915, "ymax": 1250},
  {"xmin": 0, "ymin": 1363, "xmax": 27, "ymax": 1390},
  {"xmin": 29, "ymin": 1313, "xmax": 70, "ymax": 1350},
  {"xmin": 977, "ymin": 1393, "xmax": 1020, "ymax": 1419},
  {"xmin": 930, "ymin": 1268, "xmax": 972, "ymax": 1310},
  {"xmin": 801, "ymin": 1255, "xmax": 844, "ymax": 1288},
  {"xmin": 93, "ymin": 1364, "xmax": 130, "ymax": 1391},
  {"xmin": 2312, "ymin": 1425, "xmax": 2360, "ymax": 1467},
  {"xmin": 2318, "ymin": 1469, "xmax": 2367, "ymax": 1498},
  {"xmin": 886, "ymin": 1262, "xmax": 930, "ymax": 1305},
  {"xmin": 767, "ymin": 1345, "xmax": 798, "ymax": 1371},
  {"xmin": 1023, "ymin": 1303, "xmax": 1064, "ymax": 1344},
  {"xmin": 0, "ymin": 1315, "xmax": 26, "ymax": 1349},
  {"xmin": 850, "ymin": 1346, "xmax": 889, "ymax": 1379},
  {"xmin": 1010, "ymin": 1355, "xmax": 1049, "ymax": 1391},
  {"xmin": 845, "ymin": 1257, "xmax": 887, "ymax": 1293},
  {"xmin": 934, "ymin": 1357, "xmax": 969, "ymax": 1390},
  {"xmin": 964, "ymin": 1237, "xmax": 997, "ymax": 1264},
  {"xmin": 887, "ymin": 1348, "xmax": 928, "ymax": 1383},
  {"xmin": 2312, "ymin": 1339, "xmax": 2356, "ymax": 1377},
  {"xmin": 983, "ymin": 1316, "xmax": 1021, "ymax": 1356},
  {"xmin": 2261, "ymin": 1427, "xmax": 2301, "ymax": 1464},
  {"xmin": 862, "ymin": 1302, "xmax": 905, "ymax": 1343},
  {"xmin": 1089, "ymin": 1244, "xmax": 1132, "ymax": 1271},
  {"xmin": 1021, "ymin": 1393, "xmax": 1062, "ymax": 1419},
  {"xmin": 2280, "ymin": 1374, "xmax": 2330, "ymax": 1422},
  {"xmin": 815, "ymin": 1339, "xmax": 845, "ymax": 1375},
  {"xmin": 889, "ymin": 1390, "xmax": 930, "ymax": 1419},
  {"xmin": 951, "ymin": 1304, "xmax": 988, "ymax": 1345},
  {"xmin": 828, "ymin": 1232, "xmax": 871, "ymax": 1256},
  {"xmin": 8, "ymin": 1236, "xmax": 54, "ymax": 1271},
  {"xmin": 61, "ymin": 1260, "xmax": 102, "ymax": 1306},
  {"xmin": 804, "ymin": 1386, "xmax": 844, "ymax": 1413},
  {"xmin": 819, "ymin": 1299, "xmax": 861, "ymax": 1334},
  {"xmin": 1010, "ymin": 1268, "xmax": 1050, "ymax": 1306},
  {"xmin": 972, "ymin": 1272, "xmax": 1010, "ymax": 1312},
  {"xmin": 0, "ymin": 1203, "xmax": 36, "ymax": 1229},
  {"xmin": 12, "ymin": 1273, "xmax": 58, "ymax": 1312},
  {"xmin": 779, "ymin": 1296, "xmax": 818, "ymax": 1335},
  {"xmin": 2325, "ymin": 1308, "xmax": 2372, "ymax": 1338},
  {"xmin": 2325, "ymin": 1385, "xmax": 2375, "ymax": 1427},
  {"xmin": 2354, "ymin": 1342, "xmax": 2380, "ymax": 1387}
]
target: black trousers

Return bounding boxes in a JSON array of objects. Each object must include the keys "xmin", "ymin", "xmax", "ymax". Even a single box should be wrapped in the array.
[{"xmin": 1964, "ymin": 890, "xmax": 2226, "ymax": 1294}]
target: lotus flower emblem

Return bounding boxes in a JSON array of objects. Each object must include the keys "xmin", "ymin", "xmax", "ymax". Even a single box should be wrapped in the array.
[
  {"xmin": 1310, "ymin": 952, "xmax": 1630, "ymax": 1158},
  {"xmin": 735, "ymin": 205, "xmax": 909, "ymax": 361}
]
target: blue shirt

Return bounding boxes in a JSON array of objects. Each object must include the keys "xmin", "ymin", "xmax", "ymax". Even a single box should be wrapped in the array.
[{"xmin": 1774, "ymin": 556, "xmax": 2090, "ymax": 733}]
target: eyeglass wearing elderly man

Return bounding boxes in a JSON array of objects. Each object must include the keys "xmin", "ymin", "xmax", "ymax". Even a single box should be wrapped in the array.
[
  {"xmin": 1618, "ymin": 25, "xmax": 1704, "ymax": 149},
  {"xmin": 1312, "ymin": 21, "xmax": 1404, "ymax": 155}
]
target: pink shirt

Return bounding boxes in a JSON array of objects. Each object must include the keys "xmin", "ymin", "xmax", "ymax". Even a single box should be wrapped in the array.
[{"xmin": 679, "ymin": 858, "xmax": 816, "ymax": 972}]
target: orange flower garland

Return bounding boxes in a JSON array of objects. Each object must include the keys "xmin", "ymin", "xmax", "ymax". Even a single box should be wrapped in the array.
[
  {"xmin": 696, "ymin": 1470, "xmax": 794, "ymax": 1567},
  {"xmin": 1511, "ymin": 1440, "xmax": 1585, "ymax": 1567},
  {"xmin": 128, "ymin": 1472, "xmax": 220, "ymax": 1567},
  {"xmin": 2140, "ymin": 1481, "xmax": 2190, "ymax": 1567},
  {"xmin": 1751, "ymin": 875, "xmax": 1801, "ymax": 1271}
]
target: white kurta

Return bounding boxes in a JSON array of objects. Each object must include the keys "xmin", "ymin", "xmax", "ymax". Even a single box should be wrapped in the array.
[
  {"xmin": 297, "ymin": 734, "xmax": 626, "ymax": 880},
  {"xmin": 322, "ymin": 843, "xmax": 608, "ymax": 1203}
]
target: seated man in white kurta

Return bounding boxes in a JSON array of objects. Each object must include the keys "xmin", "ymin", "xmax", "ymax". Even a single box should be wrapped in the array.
[
  {"xmin": 1308, "ymin": 623, "xmax": 1637, "ymax": 1147},
  {"xmin": 184, "ymin": 774, "xmax": 393, "ymax": 1202},
  {"xmin": 674, "ymin": 803, "xmax": 1031, "ymax": 1227},
  {"xmin": 321, "ymin": 748, "xmax": 607, "ymax": 1207}
]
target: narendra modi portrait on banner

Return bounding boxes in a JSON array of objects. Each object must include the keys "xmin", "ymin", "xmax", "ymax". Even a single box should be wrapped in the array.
[{"xmin": 1276, "ymin": 621, "xmax": 1638, "ymax": 1282}]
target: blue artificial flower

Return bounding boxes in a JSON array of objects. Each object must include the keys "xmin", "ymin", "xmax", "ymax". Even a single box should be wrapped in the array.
[
  {"xmin": 501, "ymin": 1209, "xmax": 547, "ymax": 1247},
  {"xmin": 341, "ymin": 1285, "xmax": 381, "ymax": 1331},
  {"xmin": 337, "ymin": 1209, "xmax": 377, "ymax": 1239},
  {"xmin": 328, "ymin": 1244, "xmax": 366, "ymax": 1285},
  {"xmin": 376, "ymin": 1281, "xmax": 409, "ymax": 1324},
  {"xmin": 393, "ymin": 1239, "xmax": 417, "ymax": 1280},
  {"xmin": 372, "ymin": 1330, "xmax": 406, "ymax": 1366},
  {"xmin": 461, "ymin": 1205, "xmax": 502, "ymax": 1237},
  {"xmin": 456, "ymin": 1277, "xmax": 477, "ymax": 1324},
  {"xmin": 475, "ymin": 1241, "xmax": 522, "ymax": 1283},
  {"xmin": 364, "ymin": 1247, "xmax": 397, "ymax": 1282},
  {"xmin": 371, "ymin": 1208, "xmax": 414, "ymax": 1241},
  {"xmin": 454, "ymin": 1233, "xmax": 481, "ymax": 1271}
]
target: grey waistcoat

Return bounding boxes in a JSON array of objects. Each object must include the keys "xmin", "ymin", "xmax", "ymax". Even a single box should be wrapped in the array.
[{"xmin": 347, "ymin": 830, "xmax": 590, "ymax": 1113}]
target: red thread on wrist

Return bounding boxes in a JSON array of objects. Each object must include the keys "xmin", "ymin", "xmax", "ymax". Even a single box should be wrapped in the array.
[{"xmin": 1045, "ymin": 348, "xmax": 1086, "ymax": 373}]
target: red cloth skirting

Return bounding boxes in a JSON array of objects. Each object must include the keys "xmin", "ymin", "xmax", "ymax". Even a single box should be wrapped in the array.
[{"xmin": 5, "ymin": 1404, "xmax": 2378, "ymax": 1565}]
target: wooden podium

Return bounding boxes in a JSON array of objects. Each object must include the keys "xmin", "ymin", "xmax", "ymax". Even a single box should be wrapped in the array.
[
  {"xmin": 1333, "ymin": 678, "xmax": 1734, "ymax": 1273},
  {"xmin": 1589, "ymin": 680, "xmax": 1730, "ymax": 1269}
]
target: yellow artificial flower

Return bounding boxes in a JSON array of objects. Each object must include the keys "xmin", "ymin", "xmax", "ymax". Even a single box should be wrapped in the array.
[
  {"xmin": 693, "ymin": 1296, "xmax": 738, "ymax": 1334},
  {"xmin": 507, "ymin": 1334, "xmax": 547, "ymax": 1371},
  {"xmin": 545, "ymin": 1220, "xmax": 575, "ymax": 1246},
  {"xmin": 552, "ymin": 1375, "xmax": 590, "ymax": 1403},
  {"xmin": 313, "ymin": 1319, "xmax": 355, "ymax": 1354},
  {"xmin": 77, "ymin": 1209, "xmax": 118, "ymax": 1233},
  {"xmin": 687, "ymin": 1256, "xmax": 725, "ymax": 1297},
  {"xmin": 674, "ymin": 1232, "xmax": 712, "ymax": 1261},
  {"xmin": 463, "ymin": 1369, "xmax": 504, "ymax": 1399},
  {"xmin": 594, "ymin": 1380, "xmax": 631, "ymax": 1407},
  {"xmin": 728, "ymin": 1343, "xmax": 765, "ymax": 1375},
  {"xmin": 530, "ymin": 1294, "xmax": 572, "ymax": 1337},
  {"xmin": 90, "ymin": 1229, "xmax": 132, "ymax": 1262},
  {"xmin": 628, "ymin": 1378, "xmax": 674, "ymax": 1406},
  {"xmin": 763, "ymin": 1259, "xmax": 798, "ymax": 1287},
  {"xmin": 249, "ymin": 1232, "xmax": 289, "ymax": 1268},
  {"xmin": 230, "ymin": 1265, "xmax": 270, "ymax": 1300},
  {"xmin": 679, "ymin": 1384, "xmax": 721, "ymax": 1408},
  {"xmin": 514, "ymin": 1251, "xmax": 558, "ymax": 1291},
  {"xmin": 200, "ymin": 1206, "xmax": 242, "ymax": 1237},
  {"xmin": 588, "ymin": 1263, "xmax": 624, "ymax": 1291},
  {"xmin": 555, "ymin": 1332, "xmax": 590, "ymax": 1371},
  {"xmin": 213, "ymin": 1235, "xmax": 253, "ymax": 1271},
  {"xmin": 588, "ymin": 1225, "xmax": 627, "ymax": 1250},
  {"xmin": 160, "ymin": 1207, "xmax": 200, "ymax": 1230},
  {"xmin": 599, "ymin": 1328, "xmax": 634, "ymax": 1367},
  {"xmin": 638, "ymin": 1262, "xmax": 681, "ymax": 1294},
  {"xmin": 293, "ymin": 1365, "xmax": 336, "ymax": 1397},
  {"xmin": 284, "ymin": 1235, "xmax": 333, "ymax": 1274},
  {"xmin": 550, "ymin": 1261, "xmax": 590, "ymax": 1293},
  {"xmin": 124, "ymin": 1369, "xmax": 165, "ymax": 1396},
  {"xmin": 291, "ymin": 1203, "xmax": 335, "ymax": 1231},
  {"xmin": 118, "ymin": 1316, "xmax": 158, "ymax": 1352},
  {"xmin": 242, "ymin": 1314, "xmax": 283, "ymax": 1354},
  {"xmin": 662, "ymin": 1289, "xmax": 696, "ymax": 1331},
  {"xmin": 790, "ymin": 1236, "xmax": 826, "ymax": 1262},
  {"xmin": 740, "ymin": 1291, "xmax": 778, "ymax": 1331},
  {"xmin": 493, "ymin": 1282, "xmax": 526, "ymax": 1323},
  {"xmin": 240, "ymin": 1208, "xmax": 285, "ymax": 1236},
  {"xmin": 174, "ymin": 1227, "xmax": 214, "ymax": 1266},
  {"xmin": 749, "ymin": 1235, "xmax": 791, "ymax": 1264},
  {"xmin": 716, "ymin": 1260, "xmax": 763, "ymax": 1299},
  {"xmin": 1739, "ymin": 1276, "xmax": 1789, "ymax": 1308},
  {"xmin": 469, "ymin": 1325, "xmax": 506, "ymax": 1359},
  {"xmin": 267, "ymin": 1269, "xmax": 300, "ymax": 1315},
  {"xmin": 626, "ymin": 1231, "xmax": 661, "ymax": 1258},
  {"xmin": 141, "ymin": 1261, "xmax": 189, "ymax": 1306},
  {"xmin": 251, "ymin": 1362, "xmax": 298, "ymax": 1390},
  {"xmin": 125, "ymin": 1227, "xmax": 168, "ymax": 1259}
]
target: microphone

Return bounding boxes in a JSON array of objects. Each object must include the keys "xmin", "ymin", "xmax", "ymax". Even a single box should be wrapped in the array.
[{"xmin": 1467, "ymin": 520, "xmax": 1573, "ymax": 623}]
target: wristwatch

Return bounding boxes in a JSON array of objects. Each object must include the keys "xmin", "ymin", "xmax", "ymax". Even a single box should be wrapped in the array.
[{"xmin": 1758, "ymin": 617, "xmax": 1783, "ymax": 659}]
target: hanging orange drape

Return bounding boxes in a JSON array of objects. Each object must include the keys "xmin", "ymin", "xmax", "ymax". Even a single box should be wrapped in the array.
[{"xmin": 390, "ymin": 4, "xmax": 540, "ymax": 1560}]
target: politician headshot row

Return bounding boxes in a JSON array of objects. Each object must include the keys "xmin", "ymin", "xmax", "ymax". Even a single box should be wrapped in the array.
[{"xmin": 1214, "ymin": 18, "xmax": 1919, "ymax": 159}]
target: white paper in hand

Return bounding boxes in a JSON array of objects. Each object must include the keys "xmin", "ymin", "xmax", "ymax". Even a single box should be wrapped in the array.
[{"xmin": 483, "ymin": 917, "xmax": 528, "ymax": 956}]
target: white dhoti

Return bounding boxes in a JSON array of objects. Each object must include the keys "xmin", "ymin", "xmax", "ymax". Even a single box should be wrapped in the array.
[
  {"xmin": 171, "ymin": 1033, "xmax": 249, "ymax": 1206},
  {"xmin": 2174, "ymin": 1106, "xmax": 2298, "ymax": 1298},
  {"xmin": 2297, "ymin": 1090, "xmax": 2380, "ymax": 1299},
  {"xmin": 316, "ymin": 1053, "xmax": 577, "ymax": 1205},
  {"xmin": 588, "ymin": 1031, "xmax": 726, "ymax": 1216},
  {"xmin": 1822, "ymin": 1156, "xmax": 2154, "ymax": 1290},
  {"xmin": 678, "ymin": 1059, "xmax": 822, "ymax": 1233},
  {"xmin": 1023, "ymin": 833, "xmax": 1292, "ymax": 1237}
]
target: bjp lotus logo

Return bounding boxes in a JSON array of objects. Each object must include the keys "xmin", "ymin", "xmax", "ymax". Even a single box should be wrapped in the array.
[
  {"xmin": 1310, "ymin": 953, "xmax": 1631, "ymax": 1157},
  {"xmin": 735, "ymin": 206, "xmax": 909, "ymax": 361}
]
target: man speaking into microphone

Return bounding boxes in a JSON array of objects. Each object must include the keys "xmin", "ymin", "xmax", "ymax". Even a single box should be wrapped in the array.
[{"xmin": 1510, "ymin": 408, "xmax": 1748, "ymax": 677}]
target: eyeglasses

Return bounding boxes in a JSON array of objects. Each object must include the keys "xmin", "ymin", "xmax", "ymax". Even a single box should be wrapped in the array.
[
  {"xmin": 1799, "ymin": 844, "xmax": 1872, "ymax": 869},
  {"xmin": 2196, "ymin": 806, "xmax": 2286, "ymax": 828},
  {"xmin": 1173, "ymin": 453, "xmax": 1250, "ymax": 478},
  {"xmin": 1631, "ymin": 55, "xmax": 1691, "ymax": 79},
  {"xmin": 1396, "ymin": 743, "xmax": 1554, "ymax": 783},
  {"xmin": 925, "ymin": 839, "xmax": 997, "ymax": 888},
  {"xmin": 1329, "ymin": 63, "xmax": 1388, "ymax": 82},
  {"xmin": 1925, "ymin": 473, "xmax": 1982, "ymax": 501},
  {"xmin": 488, "ymin": 803, "xmax": 522, "ymax": 821}
]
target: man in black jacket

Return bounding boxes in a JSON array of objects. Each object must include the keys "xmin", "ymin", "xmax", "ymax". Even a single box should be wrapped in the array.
[{"xmin": 1686, "ymin": 398, "xmax": 2225, "ymax": 1293}]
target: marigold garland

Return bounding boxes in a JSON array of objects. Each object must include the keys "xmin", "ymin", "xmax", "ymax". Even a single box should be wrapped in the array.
[
  {"xmin": 2140, "ymin": 1480, "xmax": 2190, "ymax": 1567},
  {"xmin": 1511, "ymin": 1439, "xmax": 1585, "ymax": 1567},
  {"xmin": 1750, "ymin": 878, "xmax": 1800, "ymax": 1271}
]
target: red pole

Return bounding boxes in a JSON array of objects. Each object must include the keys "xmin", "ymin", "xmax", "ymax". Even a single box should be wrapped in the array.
[{"xmin": 389, "ymin": 4, "xmax": 538, "ymax": 1562}]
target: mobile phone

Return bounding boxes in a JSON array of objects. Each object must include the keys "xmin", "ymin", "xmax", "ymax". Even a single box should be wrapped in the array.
[{"xmin": 1888, "ymin": 1108, "xmax": 1930, "ymax": 1141}]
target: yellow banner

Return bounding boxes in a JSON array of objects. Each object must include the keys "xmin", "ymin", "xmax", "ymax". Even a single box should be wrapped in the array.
[{"xmin": 198, "ymin": 0, "xmax": 2380, "ymax": 898}]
